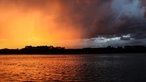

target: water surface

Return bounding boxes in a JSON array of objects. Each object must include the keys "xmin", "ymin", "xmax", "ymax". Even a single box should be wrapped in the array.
[{"xmin": 0, "ymin": 54, "xmax": 146, "ymax": 82}]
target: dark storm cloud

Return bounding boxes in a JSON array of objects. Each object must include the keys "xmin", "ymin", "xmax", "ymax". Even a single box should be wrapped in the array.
[
  {"xmin": 70, "ymin": 0, "xmax": 146, "ymax": 39},
  {"xmin": 110, "ymin": 0, "xmax": 146, "ymax": 39},
  {"xmin": 64, "ymin": 0, "xmax": 146, "ymax": 39}
]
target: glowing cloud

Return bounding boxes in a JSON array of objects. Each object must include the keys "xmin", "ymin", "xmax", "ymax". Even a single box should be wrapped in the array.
[{"xmin": 0, "ymin": 0, "xmax": 83, "ymax": 48}]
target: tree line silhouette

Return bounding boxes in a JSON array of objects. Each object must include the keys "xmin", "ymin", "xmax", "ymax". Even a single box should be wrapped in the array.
[{"xmin": 0, "ymin": 45, "xmax": 146, "ymax": 54}]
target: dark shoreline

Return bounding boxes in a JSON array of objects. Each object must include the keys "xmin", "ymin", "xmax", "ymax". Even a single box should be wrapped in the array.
[{"xmin": 0, "ymin": 45, "xmax": 146, "ymax": 54}]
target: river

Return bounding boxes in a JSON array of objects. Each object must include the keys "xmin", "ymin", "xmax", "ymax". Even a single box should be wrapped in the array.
[{"xmin": 0, "ymin": 54, "xmax": 146, "ymax": 82}]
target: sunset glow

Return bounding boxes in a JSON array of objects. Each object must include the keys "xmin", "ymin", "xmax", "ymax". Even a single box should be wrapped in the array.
[
  {"xmin": 0, "ymin": 1, "xmax": 83, "ymax": 48},
  {"xmin": 0, "ymin": 0, "xmax": 146, "ymax": 48}
]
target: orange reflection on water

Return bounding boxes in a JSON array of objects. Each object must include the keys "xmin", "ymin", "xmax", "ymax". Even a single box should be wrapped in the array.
[{"xmin": 0, "ymin": 55, "xmax": 85, "ymax": 81}]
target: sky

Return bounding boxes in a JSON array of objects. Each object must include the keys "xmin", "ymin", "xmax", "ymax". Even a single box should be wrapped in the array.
[{"xmin": 0, "ymin": 0, "xmax": 146, "ymax": 48}]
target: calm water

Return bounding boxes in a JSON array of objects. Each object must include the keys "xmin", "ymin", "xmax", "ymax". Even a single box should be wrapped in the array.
[{"xmin": 0, "ymin": 54, "xmax": 146, "ymax": 82}]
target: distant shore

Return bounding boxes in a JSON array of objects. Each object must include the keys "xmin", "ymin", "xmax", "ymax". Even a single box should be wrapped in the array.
[
  {"xmin": 0, "ymin": 45, "xmax": 146, "ymax": 54},
  {"xmin": 0, "ymin": 46, "xmax": 146, "ymax": 54}
]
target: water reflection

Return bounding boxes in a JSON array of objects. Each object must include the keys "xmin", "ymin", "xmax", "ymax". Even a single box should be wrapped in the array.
[{"xmin": 0, "ymin": 54, "xmax": 146, "ymax": 81}]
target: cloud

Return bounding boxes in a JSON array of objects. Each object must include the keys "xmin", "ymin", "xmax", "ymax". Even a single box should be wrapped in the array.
[
  {"xmin": 81, "ymin": 35, "xmax": 146, "ymax": 48},
  {"xmin": 0, "ymin": 0, "xmax": 146, "ymax": 48},
  {"xmin": 1, "ymin": 0, "xmax": 145, "ymax": 38},
  {"xmin": 110, "ymin": 0, "xmax": 146, "ymax": 37}
]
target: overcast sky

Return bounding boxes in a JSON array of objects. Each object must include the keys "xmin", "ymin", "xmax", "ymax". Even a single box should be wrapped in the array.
[{"xmin": 0, "ymin": 0, "xmax": 145, "ymax": 48}]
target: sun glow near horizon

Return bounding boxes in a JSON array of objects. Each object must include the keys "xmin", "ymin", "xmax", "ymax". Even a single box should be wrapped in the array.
[{"xmin": 0, "ymin": 3, "xmax": 83, "ymax": 49}]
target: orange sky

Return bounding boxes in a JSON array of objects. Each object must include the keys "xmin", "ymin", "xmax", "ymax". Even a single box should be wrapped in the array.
[
  {"xmin": 0, "ymin": 0, "xmax": 145, "ymax": 48},
  {"xmin": 0, "ymin": 0, "xmax": 83, "ymax": 49}
]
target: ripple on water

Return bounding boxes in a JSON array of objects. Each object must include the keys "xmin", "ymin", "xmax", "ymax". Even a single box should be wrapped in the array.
[{"xmin": 0, "ymin": 54, "xmax": 145, "ymax": 82}]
